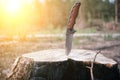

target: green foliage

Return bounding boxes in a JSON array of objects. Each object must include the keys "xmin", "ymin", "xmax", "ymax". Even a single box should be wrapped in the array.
[
  {"xmin": 114, "ymin": 37, "xmax": 120, "ymax": 40},
  {"xmin": 104, "ymin": 34, "xmax": 113, "ymax": 40},
  {"xmin": 80, "ymin": 0, "xmax": 115, "ymax": 22},
  {"xmin": 77, "ymin": 27, "xmax": 97, "ymax": 33}
]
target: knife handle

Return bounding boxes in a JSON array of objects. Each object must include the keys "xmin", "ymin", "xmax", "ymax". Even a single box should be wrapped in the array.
[{"xmin": 67, "ymin": 1, "xmax": 81, "ymax": 30}]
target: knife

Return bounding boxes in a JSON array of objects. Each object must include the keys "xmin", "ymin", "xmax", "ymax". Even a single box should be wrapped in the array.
[{"xmin": 66, "ymin": 1, "xmax": 81, "ymax": 55}]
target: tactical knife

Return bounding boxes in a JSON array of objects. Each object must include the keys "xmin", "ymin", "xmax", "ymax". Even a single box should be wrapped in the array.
[{"xmin": 66, "ymin": 1, "xmax": 81, "ymax": 55}]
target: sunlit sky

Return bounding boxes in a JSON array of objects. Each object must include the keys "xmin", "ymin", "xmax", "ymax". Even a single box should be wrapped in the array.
[
  {"xmin": 109, "ymin": 0, "xmax": 114, "ymax": 2},
  {"xmin": 102, "ymin": 0, "xmax": 115, "ymax": 3},
  {"xmin": 0, "ymin": 0, "xmax": 42, "ymax": 35},
  {"xmin": 0, "ymin": 0, "xmax": 45, "ymax": 14},
  {"xmin": 3, "ymin": 0, "xmax": 22, "ymax": 13},
  {"xmin": 39, "ymin": 0, "xmax": 45, "ymax": 3}
]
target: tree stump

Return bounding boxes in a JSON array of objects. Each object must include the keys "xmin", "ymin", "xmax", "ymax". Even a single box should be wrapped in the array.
[{"xmin": 7, "ymin": 49, "xmax": 120, "ymax": 80}]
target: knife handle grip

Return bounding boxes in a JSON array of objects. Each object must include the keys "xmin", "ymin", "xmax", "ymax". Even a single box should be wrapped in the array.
[{"xmin": 67, "ymin": 1, "xmax": 81, "ymax": 30}]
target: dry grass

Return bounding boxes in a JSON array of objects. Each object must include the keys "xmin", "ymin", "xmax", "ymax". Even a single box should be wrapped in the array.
[
  {"xmin": 0, "ymin": 37, "xmax": 64, "ymax": 79},
  {"xmin": 0, "ymin": 36, "xmax": 120, "ymax": 79}
]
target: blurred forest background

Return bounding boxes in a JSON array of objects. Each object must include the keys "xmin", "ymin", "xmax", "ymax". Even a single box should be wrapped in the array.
[
  {"xmin": 0, "ymin": 0, "xmax": 120, "ymax": 79},
  {"xmin": 0, "ymin": 0, "xmax": 119, "ymax": 37}
]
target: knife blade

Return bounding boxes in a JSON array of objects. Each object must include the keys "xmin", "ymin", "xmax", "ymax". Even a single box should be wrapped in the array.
[{"xmin": 66, "ymin": 1, "xmax": 81, "ymax": 55}]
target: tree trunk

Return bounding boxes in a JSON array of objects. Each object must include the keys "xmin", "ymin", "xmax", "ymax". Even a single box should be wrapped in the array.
[
  {"xmin": 115, "ymin": 0, "xmax": 120, "ymax": 23},
  {"xmin": 7, "ymin": 49, "xmax": 119, "ymax": 80}
]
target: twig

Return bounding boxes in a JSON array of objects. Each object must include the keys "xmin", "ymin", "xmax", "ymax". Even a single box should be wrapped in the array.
[{"xmin": 87, "ymin": 50, "xmax": 101, "ymax": 80}]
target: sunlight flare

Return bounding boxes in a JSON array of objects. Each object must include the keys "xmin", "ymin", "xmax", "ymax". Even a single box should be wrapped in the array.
[
  {"xmin": 2, "ymin": 0, "xmax": 22, "ymax": 13},
  {"xmin": 39, "ymin": 0, "xmax": 45, "ymax": 4}
]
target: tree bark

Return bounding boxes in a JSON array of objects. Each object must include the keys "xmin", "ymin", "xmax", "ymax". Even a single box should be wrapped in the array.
[
  {"xmin": 115, "ymin": 0, "xmax": 118, "ymax": 23},
  {"xmin": 7, "ymin": 57, "xmax": 34, "ymax": 80}
]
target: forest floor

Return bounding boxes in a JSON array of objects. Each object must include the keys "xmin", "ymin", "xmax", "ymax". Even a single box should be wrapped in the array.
[{"xmin": 0, "ymin": 34, "xmax": 120, "ymax": 80}]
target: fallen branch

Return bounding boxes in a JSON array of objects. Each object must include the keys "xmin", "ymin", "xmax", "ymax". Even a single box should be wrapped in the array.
[{"xmin": 87, "ymin": 50, "xmax": 101, "ymax": 80}]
